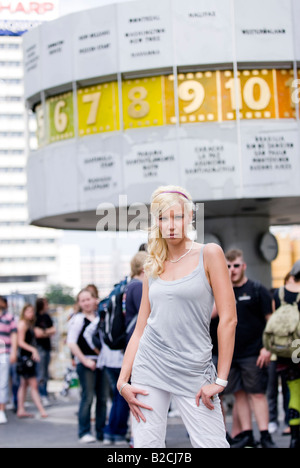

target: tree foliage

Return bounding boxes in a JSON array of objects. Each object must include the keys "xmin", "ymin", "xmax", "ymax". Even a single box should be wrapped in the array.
[{"xmin": 45, "ymin": 284, "xmax": 75, "ymax": 305}]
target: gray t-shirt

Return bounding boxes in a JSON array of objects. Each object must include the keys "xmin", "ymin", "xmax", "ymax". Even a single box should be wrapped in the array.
[{"xmin": 132, "ymin": 246, "xmax": 216, "ymax": 397}]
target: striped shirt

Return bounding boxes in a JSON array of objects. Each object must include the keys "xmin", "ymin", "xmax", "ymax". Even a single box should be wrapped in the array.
[{"xmin": 0, "ymin": 310, "xmax": 17, "ymax": 355}]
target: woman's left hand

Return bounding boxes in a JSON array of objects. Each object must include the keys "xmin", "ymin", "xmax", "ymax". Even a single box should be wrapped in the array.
[{"xmin": 196, "ymin": 383, "xmax": 223, "ymax": 410}]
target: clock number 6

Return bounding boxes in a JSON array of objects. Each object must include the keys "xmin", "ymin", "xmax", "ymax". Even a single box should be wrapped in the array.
[{"xmin": 54, "ymin": 100, "xmax": 68, "ymax": 133}]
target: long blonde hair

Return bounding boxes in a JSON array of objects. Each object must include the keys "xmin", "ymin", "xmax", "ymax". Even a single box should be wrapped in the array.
[
  {"xmin": 144, "ymin": 185, "xmax": 194, "ymax": 278},
  {"xmin": 130, "ymin": 251, "xmax": 148, "ymax": 277},
  {"xmin": 19, "ymin": 304, "xmax": 35, "ymax": 326}
]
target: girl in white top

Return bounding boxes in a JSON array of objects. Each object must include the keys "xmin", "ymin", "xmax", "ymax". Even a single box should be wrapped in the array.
[
  {"xmin": 67, "ymin": 289, "xmax": 103, "ymax": 443},
  {"xmin": 117, "ymin": 185, "xmax": 237, "ymax": 448}
]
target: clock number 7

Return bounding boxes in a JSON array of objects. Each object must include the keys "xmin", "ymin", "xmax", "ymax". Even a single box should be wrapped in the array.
[{"xmin": 82, "ymin": 92, "xmax": 102, "ymax": 125}]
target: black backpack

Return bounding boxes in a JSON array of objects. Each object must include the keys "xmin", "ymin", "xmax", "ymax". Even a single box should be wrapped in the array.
[{"xmin": 98, "ymin": 277, "xmax": 137, "ymax": 350}]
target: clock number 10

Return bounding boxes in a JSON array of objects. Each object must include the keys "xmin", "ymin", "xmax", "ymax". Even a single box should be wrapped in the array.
[{"xmin": 225, "ymin": 76, "xmax": 271, "ymax": 111}]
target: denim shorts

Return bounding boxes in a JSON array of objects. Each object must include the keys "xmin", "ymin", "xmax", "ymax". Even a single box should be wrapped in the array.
[{"xmin": 225, "ymin": 356, "xmax": 269, "ymax": 395}]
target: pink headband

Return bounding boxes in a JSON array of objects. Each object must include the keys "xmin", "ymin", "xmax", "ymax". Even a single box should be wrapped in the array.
[{"xmin": 158, "ymin": 191, "xmax": 190, "ymax": 200}]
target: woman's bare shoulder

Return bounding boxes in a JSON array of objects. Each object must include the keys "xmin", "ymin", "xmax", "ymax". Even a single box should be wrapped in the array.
[
  {"xmin": 204, "ymin": 242, "xmax": 224, "ymax": 253},
  {"xmin": 17, "ymin": 320, "xmax": 27, "ymax": 330},
  {"xmin": 195, "ymin": 242, "xmax": 224, "ymax": 256},
  {"xmin": 202, "ymin": 243, "xmax": 226, "ymax": 268}
]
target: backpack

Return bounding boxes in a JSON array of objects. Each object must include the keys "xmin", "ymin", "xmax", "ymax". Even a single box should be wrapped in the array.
[
  {"xmin": 263, "ymin": 287, "xmax": 300, "ymax": 358},
  {"xmin": 98, "ymin": 277, "xmax": 138, "ymax": 350},
  {"xmin": 91, "ymin": 317, "xmax": 102, "ymax": 352}
]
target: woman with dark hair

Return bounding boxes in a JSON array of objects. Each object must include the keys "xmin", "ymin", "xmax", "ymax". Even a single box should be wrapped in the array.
[
  {"xmin": 34, "ymin": 298, "xmax": 56, "ymax": 406},
  {"xmin": 17, "ymin": 304, "xmax": 48, "ymax": 419}
]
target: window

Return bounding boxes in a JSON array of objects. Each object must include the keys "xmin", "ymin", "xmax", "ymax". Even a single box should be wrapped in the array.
[
  {"xmin": 0, "ymin": 168, "xmax": 25, "ymax": 173},
  {"xmin": 0, "ymin": 114, "xmax": 23, "ymax": 119},
  {"xmin": 0, "ymin": 96, "xmax": 22, "ymax": 102},
  {"xmin": 0, "ymin": 276, "xmax": 46, "ymax": 283},
  {"xmin": 0, "ymin": 132, "xmax": 24, "ymax": 137},
  {"xmin": 0, "ymin": 257, "xmax": 56, "ymax": 262},
  {"xmin": 0, "ymin": 78, "xmax": 22, "ymax": 84},
  {"xmin": 0, "ymin": 61, "xmax": 22, "ymax": 67},
  {"xmin": 0, "ymin": 44, "xmax": 20, "ymax": 50},
  {"xmin": 0, "ymin": 150, "xmax": 24, "ymax": 155}
]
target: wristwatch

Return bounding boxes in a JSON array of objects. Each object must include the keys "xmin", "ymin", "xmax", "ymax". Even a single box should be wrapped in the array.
[{"xmin": 215, "ymin": 377, "xmax": 228, "ymax": 388}]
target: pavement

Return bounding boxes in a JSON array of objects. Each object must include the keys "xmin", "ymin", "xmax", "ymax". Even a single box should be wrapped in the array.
[{"xmin": 0, "ymin": 381, "xmax": 290, "ymax": 449}]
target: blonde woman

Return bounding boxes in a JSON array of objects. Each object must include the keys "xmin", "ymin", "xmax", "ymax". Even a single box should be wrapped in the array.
[
  {"xmin": 17, "ymin": 304, "xmax": 48, "ymax": 419},
  {"xmin": 117, "ymin": 185, "xmax": 237, "ymax": 448}
]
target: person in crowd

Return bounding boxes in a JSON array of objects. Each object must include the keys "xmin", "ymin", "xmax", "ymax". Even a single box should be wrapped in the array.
[
  {"xmin": 85, "ymin": 283, "xmax": 110, "ymax": 440},
  {"xmin": 86, "ymin": 284, "xmax": 100, "ymax": 301},
  {"xmin": 0, "ymin": 296, "xmax": 18, "ymax": 424},
  {"xmin": 84, "ymin": 313, "xmax": 126, "ymax": 445},
  {"xmin": 117, "ymin": 185, "xmax": 237, "ymax": 448},
  {"xmin": 9, "ymin": 343, "xmax": 20, "ymax": 414},
  {"xmin": 84, "ymin": 252, "xmax": 147, "ymax": 446},
  {"xmin": 34, "ymin": 298, "xmax": 56, "ymax": 406},
  {"xmin": 17, "ymin": 304, "xmax": 48, "ymax": 419},
  {"xmin": 124, "ymin": 251, "xmax": 147, "ymax": 345},
  {"xmin": 272, "ymin": 262, "xmax": 300, "ymax": 448},
  {"xmin": 106, "ymin": 250, "xmax": 148, "ymax": 444},
  {"xmin": 210, "ymin": 302, "xmax": 231, "ymax": 435},
  {"xmin": 2, "ymin": 296, "xmax": 21, "ymax": 414},
  {"xmin": 67, "ymin": 288, "xmax": 106, "ymax": 444},
  {"xmin": 267, "ymin": 271, "xmax": 291, "ymax": 437},
  {"xmin": 224, "ymin": 249, "xmax": 276, "ymax": 448}
]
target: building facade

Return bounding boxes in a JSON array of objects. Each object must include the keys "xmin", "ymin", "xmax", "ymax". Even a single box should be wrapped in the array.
[{"xmin": 0, "ymin": 2, "xmax": 64, "ymax": 297}]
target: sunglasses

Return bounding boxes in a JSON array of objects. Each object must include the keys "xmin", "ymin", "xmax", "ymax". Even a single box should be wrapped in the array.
[{"xmin": 227, "ymin": 264, "xmax": 243, "ymax": 269}]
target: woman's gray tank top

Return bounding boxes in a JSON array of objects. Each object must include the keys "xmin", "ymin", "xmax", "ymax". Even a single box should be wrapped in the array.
[{"xmin": 131, "ymin": 246, "xmax": 216, "ymax": 397}]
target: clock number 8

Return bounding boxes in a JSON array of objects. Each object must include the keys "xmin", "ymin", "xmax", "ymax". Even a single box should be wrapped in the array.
[{"xmin": 128, "ymin": 86, "xmax": 150, "ymax": 119}]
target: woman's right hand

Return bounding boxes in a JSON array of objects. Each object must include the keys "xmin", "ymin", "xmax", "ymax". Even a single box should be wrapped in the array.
[
  {"xmin": 119, "ymin": 384, "xmax": 153, "ymax": 423},
  {"xmin": 84, "ymin": 358, "xmax": 97, "ymax": 371},
  {"xmin": 31, "ymin": 349, "xmax": 40, "ymax": 362}
]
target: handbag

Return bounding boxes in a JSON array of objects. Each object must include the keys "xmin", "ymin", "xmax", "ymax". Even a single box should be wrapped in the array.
[{"xmin": 16, "ymin": 354, "xmax": 35, "ymax": 375}]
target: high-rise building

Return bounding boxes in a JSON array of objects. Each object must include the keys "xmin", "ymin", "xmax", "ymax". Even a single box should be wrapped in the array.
[{"xmin": 0, "ymin": 1, "xmax": 62, "ymax": 296}]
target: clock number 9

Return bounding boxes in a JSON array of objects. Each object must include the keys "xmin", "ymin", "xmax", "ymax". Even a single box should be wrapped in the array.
[{"xmin": 178, "ymin": 80, "xmax": 205, "ymax": 114}]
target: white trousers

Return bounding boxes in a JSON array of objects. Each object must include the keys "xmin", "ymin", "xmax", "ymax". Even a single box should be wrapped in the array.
[
  {"xmin": 131, "ymin": 383, "xmax": 229, "ymax": 449},
  {"xmin": 0, "ymin": 354, "xmax": 10, "ymax": 405}
]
